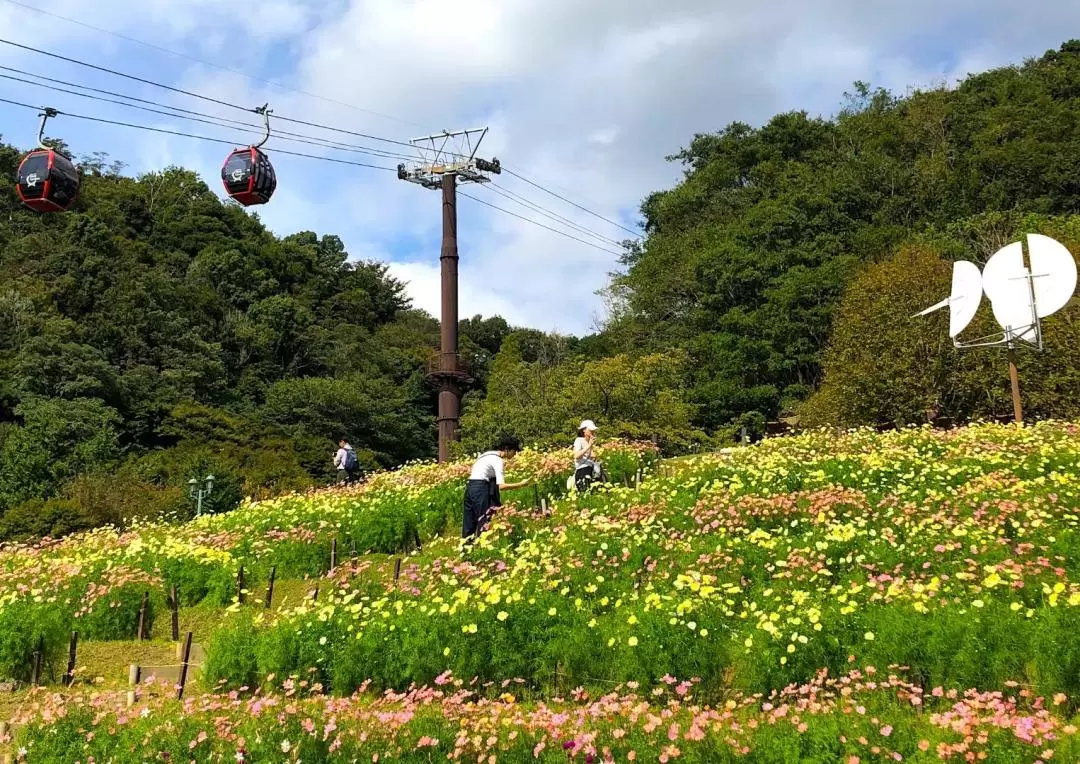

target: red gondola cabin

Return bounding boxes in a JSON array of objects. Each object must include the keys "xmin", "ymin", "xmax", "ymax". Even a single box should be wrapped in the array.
[
  {"xmin": 16, "ymin": 148, "xmax": 80, "ymax": 213},
  {"xmin": 221, "ymin": 147, "xmax": 276, "ymax": 206}
]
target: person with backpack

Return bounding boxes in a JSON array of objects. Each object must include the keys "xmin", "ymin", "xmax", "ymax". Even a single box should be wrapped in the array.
[
  {"xmin": 462, "ymin": 434, "xmax": 530, "ymax": 542},
  {"xmin": 334, "ymin": 438, "xmax": 359, "ymax": 484}
]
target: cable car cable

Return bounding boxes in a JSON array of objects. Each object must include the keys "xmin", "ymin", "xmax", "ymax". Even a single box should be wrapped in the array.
[
  {"xmin": 501, "ymin": 168, "xmax": 641, "ymax": 239},
  {"xmin": 0, "ymin": 68, "xmax": 418, "ymax": 162},
  {"xmin": 0, "ymin": 24, "xmax": 647, "ymax": 231},
  {"xmin": 0, "ymin": 0, "xmax": 421, "ymax": 129},
  {"xmin": 0, "ymin": 37, "xmax": 470, "ymax": 160},
  {"xmin": 481, "ymin": 182, "xmax": 626, "ymax": 248},
  {"xmin": 0, "ymin": 96, "xmax": 398, "ymax": 172},
  {"xmin": 457, "ymin": 190, "xmax": 626, "ymax": 257},
  {"xmin": 1, "ymin": 95, "xmax": 631, "ymax": 248}
]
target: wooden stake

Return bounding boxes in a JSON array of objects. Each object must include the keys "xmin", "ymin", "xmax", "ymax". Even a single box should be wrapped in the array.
[
  {"xmin": 393, "ymin": 557, "xmax": 402, "ymax": 583},
  {"xmin": 1008, "ymin": 350, "xmax": 1024, "ymax": 424},
  {"xmin": 311, "ymin": 585, "xmax": 319, "ymax": 603},
  {"xmin": 330, "ymin": 537, "xmax": 338, "ymax": 573},
  {"xmin": 177, "ymin": 632, "xmax": 193, "ymax": 700},
  {"xmin": 237, "ymin": 565, "xmax": 246, "ymax": 604},
  {"xmin": 63, "ymin": 631, "xmax": 78, "ymax": 686},
  {"xmin": 30, "ymin": 636, "xmax": 43, "ymax": 686},
  {"xmin": 169, "ymin": 584, "xmax": 180, "ymax": 642},
  {"xmin": 541, "ymin": 497, "xmax": 548, "ymax": 513},
  {"xmin": 128, "ymin": 664, "xmax": 140, "ymax": 686},
  {"xmin": 265, "ymin": 566, "xmax": 276, "ymax": 610},
  {"xmin": 126, "ymin": 690, "xmax": 136, "ymax": 707},
  {"xmin": 137, "ymin": 590, "xmax": 149, "ymax": 641}
]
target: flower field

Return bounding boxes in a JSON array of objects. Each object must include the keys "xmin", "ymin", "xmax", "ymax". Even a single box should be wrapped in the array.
[{"xmin": 4, "ymin": 422, "xmax": 1080, "ymax": 762}]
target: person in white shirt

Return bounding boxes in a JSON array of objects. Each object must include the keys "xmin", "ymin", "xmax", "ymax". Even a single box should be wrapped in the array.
[
  {"xmin": 463, "ymin": 434, "xmax": 529, "ymax": 540},
  {"xmin": 333, "ymin": 439, "xmax": 349, "ymax": 484},
  {"xmin": 572, "ymin": 419, "xmax": 599, "ymax": 492}
]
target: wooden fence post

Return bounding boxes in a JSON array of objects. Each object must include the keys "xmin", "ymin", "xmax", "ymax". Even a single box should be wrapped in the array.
[
  {"xmin": 63, "ymin": 631, "xmax": 78, "ymax": 686},
  {"xmin": 30, "ymin": 636, "xmax": 43, "ymax": 686},
  {"xmin": 137, "ymin": 590, "xmax": 149, "ymax": 641},
  {"xmin": 237, "ymin": 565, "xmax": 246, "ymax": 604},
  {"xmin": 393, "ymin": 557, "xmax": 402, "ymax": 583},
  {"xmin": 176, "ymin": 632, "xmax": 193, "ymax": 700},
  {"xmin": 169, "ymin": 585, "xmax": 180, "ymax": 642},
  {"xmin": 264, "ymin": 566, "xmax": 276, "ymax": 610},
  {"xmin": 128, "ymin": 664, "xmax": 140, "ymax": 686}
]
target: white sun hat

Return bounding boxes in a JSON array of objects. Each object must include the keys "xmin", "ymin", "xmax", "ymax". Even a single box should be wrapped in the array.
[{"xmin": 579, "ymin": 419, "xmax": 598, "ymax": 431}]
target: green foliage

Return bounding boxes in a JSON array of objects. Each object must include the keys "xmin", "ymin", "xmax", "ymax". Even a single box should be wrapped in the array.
[
  {"xmin": 607, "ymin": 41, "xmax": 1080, "ymax": 430},
  {"xmin": 803, "ymin": 224, "xmax": 1080, "ymax": 427},
  {"xmin": 0, "ymin": 153, "xmax": 471, "ymax": 537},
  {"xmin": 0, "ymin": 397, "xmax": 122, "ymax": 508},
  {"xmin": 460, "ymin": 334, "xmax": 706, "ymax": 453}
]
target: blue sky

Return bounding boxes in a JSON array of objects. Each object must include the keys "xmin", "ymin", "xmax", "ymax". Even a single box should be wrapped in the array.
[{"xmin": 2, "ymin": 0, "xmax": 1079, "ymax": 335}]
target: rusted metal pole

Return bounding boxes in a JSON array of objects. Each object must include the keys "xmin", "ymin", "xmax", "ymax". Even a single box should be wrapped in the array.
[
  {"xmin": 177, "ymin": 632, "xmax": 193, "ymax": 700},
  {"xmin": 169, "ymin": 584, "xmax": 179, "ymax": 642},
  {"xmin": 63, "ymin": 631, "xmax": 78, "ymax": 686},
  {"xmin": 30, "ymin": 636, "xmax": 43, "ymax": 686},
  {"xmin": 1008, "ymin": 350, "xmax": 1023, "ymax": 424},
  {"xmin": 137, "ymin": 590, "xmax": 149, "ymax": 641},
  {"xmin": 437, "ymin": 172, "xmax": 461, "ymax": 463},
  {"xmin": 265, "ymin": 566, "xmax": 277, "ymax": 610}
]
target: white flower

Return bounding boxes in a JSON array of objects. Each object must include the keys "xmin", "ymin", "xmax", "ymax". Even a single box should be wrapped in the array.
[
  {"xmin": 235, "ymin": 752, "xmax": 245, "ymax": 762},
  {"xmin": 280, "ymin": 740, "xmax": 292, "ymax": 753}
]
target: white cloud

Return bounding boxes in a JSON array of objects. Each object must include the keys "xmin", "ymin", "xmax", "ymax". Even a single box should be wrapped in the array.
[{"xmin": 3, "ymin": 0, "xmax": 1080, "ymax": 333}]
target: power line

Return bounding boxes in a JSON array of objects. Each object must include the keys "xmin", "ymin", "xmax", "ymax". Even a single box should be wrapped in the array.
[
  {"xmin": 503, "ymin": 167, "xmax": 641, "ymax": 239},
  {"xmin": 0, "ymin": 96, "xmax": 398, "ymax": 172},
  {"xmin": 0, "ymin": 31, "xmax": 643, "ymax": 240},
  {"xmin": 482, "ymin": 182, "xmax": 625, "ymax": 248},
  {"xmin": 0, "ymin": 0, "xmax": 421, "ymax": 129},
  {"xmin": 0, "ymin": 66, "xmax": 418, "ymax": 162},
  {"xmin": 458, "ymin": 190, "xmax": 626, "ymax": 257},
  {"xmin": 0, "ymin": 37, "xmax": 468, "ymax": 161},
  {"xmin": 0, "ymin": 95, "xmax": 626, "ymax": 255}
]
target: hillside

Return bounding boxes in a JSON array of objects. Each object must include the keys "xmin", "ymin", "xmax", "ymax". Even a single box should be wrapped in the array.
[
  {"xmin": 600, "ymin": 40, "xmax": 1080, "ymax": 433},
  {"xmin": 3, "ymin": 422, "xmax": 1079, "ymax": 761},
  {"xmin": 7, "ymin": 42, "xmax": 1080, "ymax": 542}
]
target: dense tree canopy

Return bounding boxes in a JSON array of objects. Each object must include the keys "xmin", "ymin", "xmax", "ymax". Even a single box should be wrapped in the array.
[
  {"xmin": 603, "ymin": 40, "xmax": 1080, "ymax": 430},
  {"xmin": 0, "ymin": 145, "xmax": 520, "ymax": 536}
]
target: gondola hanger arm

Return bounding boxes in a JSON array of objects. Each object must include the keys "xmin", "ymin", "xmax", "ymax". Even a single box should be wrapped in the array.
[
  {"xmin": 252, "ymin": 103, "xmax": 272, "ymax": 149},
  {"xmin": 37, "ymin": 106, "xmax": 58, "ymax": 149}
]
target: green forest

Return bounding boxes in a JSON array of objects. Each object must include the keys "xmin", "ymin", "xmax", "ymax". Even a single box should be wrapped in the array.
[{"xmin": 3, "ymin": 40, "xmax": 1080, "ymax": 539}]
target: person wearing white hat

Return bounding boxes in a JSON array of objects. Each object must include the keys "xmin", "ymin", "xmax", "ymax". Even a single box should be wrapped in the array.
[{"xmin": 572, "ymin": 420, "xmax": 599, "ymax": 493}]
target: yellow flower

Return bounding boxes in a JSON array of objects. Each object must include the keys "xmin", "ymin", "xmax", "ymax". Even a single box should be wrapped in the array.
[
  {"xmin": 548, "ymin": 607, "xmax": 557, "ymax": 616},
  {"xmin": 864, "ymin": 631, "xmax": 875, "ymax": 641},
  {"xmin": 497, "ymin": 611, "xmax": 509, "ymax": 621},
  {"xmin": 628, "ymin": 636, "xmax": 638, "ymax": 647}
]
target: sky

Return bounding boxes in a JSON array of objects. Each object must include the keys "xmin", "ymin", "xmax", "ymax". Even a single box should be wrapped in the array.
[{"xmin": 1, "ymin": 0, "xmax": 1079, "ymax": 335}]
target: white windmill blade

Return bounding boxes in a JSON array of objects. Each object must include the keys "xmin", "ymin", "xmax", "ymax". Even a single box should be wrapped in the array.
[
  {"xmin": 982, "ymin": 242, "xmax": 1038, "ymax": 344},
  {"xmin": 1027, "ymin": 234, "xmax": 1078, "ymax": 318},
  {"xmin": 912, "ymin": 260, "xmax": 983, "ymax": 338},
  {"xmin": 949, "ymin": 260, "xmax": 983, "ymax": 337},
  {"xmin": 913, "ymin": 298, "xmax": 949, "ymax": 318}
]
